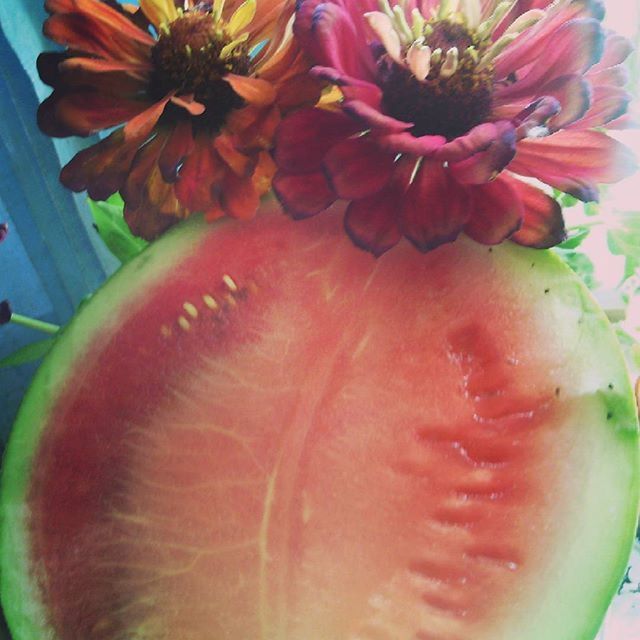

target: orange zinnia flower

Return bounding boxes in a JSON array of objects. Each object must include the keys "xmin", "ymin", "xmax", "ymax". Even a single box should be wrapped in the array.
[{"xmin": 38, "ymin": 0, "xmax": 319, "ymax": 239}]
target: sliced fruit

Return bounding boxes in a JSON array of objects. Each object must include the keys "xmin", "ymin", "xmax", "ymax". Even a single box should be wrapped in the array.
[{"xmin": 1, "ymin": 201, "xmax": 638, "ymax": 640}]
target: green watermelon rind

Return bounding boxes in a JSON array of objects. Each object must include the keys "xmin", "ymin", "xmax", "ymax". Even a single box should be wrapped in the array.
[{"xmin": 0, "ymin": 218, "xmax": 638, "ymax": 640}]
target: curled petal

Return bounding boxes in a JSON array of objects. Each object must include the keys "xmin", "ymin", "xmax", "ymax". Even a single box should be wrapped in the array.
[
  {"xmin": 512, "ymin": 96, "xmax": 561, "ymax": 137},
  {"xmin": 344, "ymin": 189, "xmax": 403, "ymax": 256},
  {"xmin": 506, "ymin": 175, "xmax": 566, "ymax": 249},
  {"xmin": 591, "ymin": 32, "xmax": 633, "ymax": 72},
  {"xmin": 273, "ymin": 171, "xmax": 336, "ymax": 219},
  {"xmin": 214, "ymin": 133, "xmax": 253, "ymax": 177},
  {"xmin": 323, "ymin": 137, "xmax": 396, "ymax": 200},
  {"xmin": 311, "ymin": 66, "xmax": 382, "ymax": 106},
  {"xmin": 376, "ymin": 131, "xmax": 446, "ymax": 156},
  {"xmin": 465, "ymin": 177, "xmax": 523, "ymax": 245},
  {"xmin": 434, "ymin": 122, "xmax": 510, "ymax": 163},
  {"xmin": 274, "ymin": 108, "xmax": 360, "ymax": 174},
  {"xmin": 449, "ymin": 123, "xmax": 517, "ymax": 184},
  {"xmin": 124, "ymin": 94, "xmax": 172, "ymax": 140},
  {"xmin": 400, "ymin": 161, "xmax": 471, "ymax": 252},
  {"xmin": 538, "ymin": 76, "xmax": 591, "ymax": 131},
  {"xmin": 342, "ymin": 99, "xmax": 412, "ymax": 132}
]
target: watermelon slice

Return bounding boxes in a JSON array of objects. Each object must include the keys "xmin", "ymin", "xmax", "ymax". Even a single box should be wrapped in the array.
[{"xmin": 1, "ymin": 202, "xmax": 638, "ymax": 639}]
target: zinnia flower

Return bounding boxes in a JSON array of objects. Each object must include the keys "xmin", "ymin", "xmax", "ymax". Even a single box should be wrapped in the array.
[
  {"xmin": 38, "ymin": 0, "xmax": 319, "ymax": 239},
  {"xmin": 273, "ymin": 0, "xmax": 637, "ymax": 255}
]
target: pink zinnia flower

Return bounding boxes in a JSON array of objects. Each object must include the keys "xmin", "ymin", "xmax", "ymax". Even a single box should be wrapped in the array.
[{"xmin": 273, "ymin": 0, "xmax": 637, "ymax": 255}]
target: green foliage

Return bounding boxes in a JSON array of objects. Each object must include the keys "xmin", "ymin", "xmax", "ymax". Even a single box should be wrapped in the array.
[
  {"xmin": 607, "ymin": 213, "xmax": 640, "ymax": 284},
  {"xmin": 88, "ymin": 194, "xmax": 148, "ymax": 264},
  {"xmin": 555, "ymin": 249, "xmax": 598, "ymax": 290},
  {"xmin": 0, "ymin": 337, "xmax": 55, "ymax": 368}
]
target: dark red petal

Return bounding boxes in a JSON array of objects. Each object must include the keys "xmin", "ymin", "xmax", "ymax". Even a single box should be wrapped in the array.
[
  {"xmin": 399, "ymin": 161, "xmax": 471, "ymax": 252},
  {"xmin": 465, "ymin": 177, "xmax": 524, "ymax": 245},
  {"xmin": 60, "ymin": 128, "xmax": 142, "ymax": 200},
  {"xmin": 506, "ymin": 175, "xmax": 566, "ymax": 249},
  {"xmin": 295, "ymin": 1, "xmax": 375, "ymax": 80},
  {"xmin": 274, "ymin": 108, "xmax": 360, "ymax": 174},
  {"xmin": 174, "ymin": 137, "xmax": 224, "ymax": 213},
  {"xmin": 158, "ymin": 118, "xmax": 194, "ymax": 183},
  {"xmin": 219, "ymin": 170, "xmax": 260, "ymax": 221},
  {"xmin": 568, "ymin": 85, "xmax": 631, "ymax": 129},
  {"xmin": 449, "ymin": 123, "xmax": 517, "ymax": 185},
  {"xmin": 344, "ymin": 190, "xmax": 402, "ymax": 257},
  {"xmin": 272, "ymin": 171, "xmax": 336, "ymax": 219},
  {"xmin": 342, "ymin": 100, "xmax": 412, "ymax": 133},
  {"xmin": 495, "ymin": 19, "xmax": 604, "ymax": 100},
  {"xmin": 323, "ymin": 138, "xmax": 395, "ymax": 200},
  {"xmin": 37, "ymin": 51, "xmax": 70, "ymax": 87},
  {"xmin": 121, "ymin": 131, "xmax": 167, "ymax": 210},
  {"xmin": 41, "ymin": 90, "xmax": 152, "ymax": 137},
  {"xmin": 509, "ymin": 130, "xmax": 637, "ymax": 199}
]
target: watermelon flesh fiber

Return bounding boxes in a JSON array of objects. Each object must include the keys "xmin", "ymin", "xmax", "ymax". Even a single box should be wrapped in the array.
[{"xmin": 1, "ymin": 203, "xmax": 638, "ymax": 639}]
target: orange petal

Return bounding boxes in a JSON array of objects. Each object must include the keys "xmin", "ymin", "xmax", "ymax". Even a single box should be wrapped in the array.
[
  {"xmin": 60, "ymin": 57, "xmax": 152, "ymax": 77},
  {"xmin": 220, "ymin": 170, "xmax": 260, "ymax": 220},
  {"xmin": 139, "ymin": 0, "xmax": 178, "ymax": 28},
  {"xmin": 123, "ymin": 94, "xmax": 173, "ymax": 141},
  {"xmin": 214, "ymin": 134, "xmax": 252, "ymax": 176},
  {"xmin": 170, "ymin": 94, "xmax": 206, "ymax": 116},
  {"xmin": 225, "ymin": 73, "xmax": 276, "ymax": 106},
  {"xmin": 252, "ymin": 151, "xmax": 277, "ymax": 196}
]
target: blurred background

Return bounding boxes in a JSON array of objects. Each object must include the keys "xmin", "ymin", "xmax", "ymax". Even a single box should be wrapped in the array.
[{"xmin": 0, "ymin": 1, "xmax": 639, "ymax": 638}]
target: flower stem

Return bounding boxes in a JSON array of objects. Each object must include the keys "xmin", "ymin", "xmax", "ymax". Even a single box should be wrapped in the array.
[{"xmin": 8, "ymin": 313, "xmax": 60, "ymax": 335}]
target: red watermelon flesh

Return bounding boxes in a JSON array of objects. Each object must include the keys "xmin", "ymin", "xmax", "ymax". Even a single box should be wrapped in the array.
[{"xmin": 1, "ymin": 202, "xmax": 638, "ymax": 640}]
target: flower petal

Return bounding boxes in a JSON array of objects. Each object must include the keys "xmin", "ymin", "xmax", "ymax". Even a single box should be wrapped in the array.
[
  {"xmin": 344, "ymin": 189, "xmax": 402, "ymax": 257},
  {"xmin": 274, "ymin": 107, "xmax": 360, "ymax": 174},
  {"xmin": 311, "ymin": 66, "xmax": 382, "ymax": 106},
  {"xmin": 509, "ymin": 130, "xmax": 637, "ymax": 200},
  {"xmin": 60, "ymin": 128, "xmax": 142, "ymax": 200},
  {"xmin": 273, "ymin": 171, "xmax": 336, "ymax": 219},
  {"xmin": 219, "ymin": 169, "xmax": 260, "ymax": 220},
  {"xmin": 434, "ymin": 122, "xmax": 508, "ymax": 163},
  {"xmin": 251, "ymin": 151, "xmax": 277, "ymax": 196},
  {"xmin": 590, "ymin": 32, "xmax": 633, "ymax": 72},
  {"xmin": 39, "ymin": 90, "xmax": 152, "ymax": 137},
  {"xmin": 375, "ymin": 131, "xmax": 447, "ymax": 156},
  {"xmin": 399, "ymin": 161, "xmax": 471, "ymax": 252},
  {"xmin": 295, "ymin": 0, "xmax": 375, "ymax": 80},
  {"xmin": 158, "ymin": 118, "xmax": 194, "ymax": 183},
  {"xmin": 342, "ymin": 99, "xmax": 412, "ymax": 133},
  {"xmin": 464, "ymin": 177, "xmax": 523, "ymax": 245},
  {"xmin": 323, "ymin": 137, "xmax": 396, "ymax": 200},
  {"xmin": 225, "ymin": 73, "xmax": 277, "ymax": 106},
  {"xmin": 449, "ymin": 123, "xmax": 517, "ymax": 184},
  {"xmin": 174, "ymin": 137, "xmax": 224, "ymax": 212},
  {"xmin": 121, "ymin": 131, "xmax": 168, "ymax": 209},
  {"xmin": 506, "ymin": 175, "xmax": 566, "ymax": 249},
  {"xmin": 538, "ymin": 75, "xmax": 592, "ymax": 131},
  {"xmin": 496, "ymin": 19, "xmax": 604, "ymax": 103},
  {"xmin": 568, "ymin": 85, "xmax": 631, "ymax": 130},
  {"xmin": 214, "ymin": 133, "xmax": 253, "ymax": 177},
  {"xmin": 138, "ymin": 0, "xmax": 178, "ymax": 28},
  {"xmin": 123, "ymin": 94, "xmax": 172, "ymax": 140}
]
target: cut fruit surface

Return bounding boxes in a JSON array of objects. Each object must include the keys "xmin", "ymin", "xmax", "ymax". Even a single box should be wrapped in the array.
[{"xmin": 1, "ymin": 201, "xmax": 638, "ymax": 640}]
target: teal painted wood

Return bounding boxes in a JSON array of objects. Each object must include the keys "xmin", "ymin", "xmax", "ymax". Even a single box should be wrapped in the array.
[{"xmin": 0, "ymin": 20, "xmax": 117, "ymax": 442}]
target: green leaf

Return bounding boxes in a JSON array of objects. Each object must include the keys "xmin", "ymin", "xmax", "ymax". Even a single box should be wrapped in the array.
[
  {"xmin": 607, "ymin": 213, "xmax": 640, "ymax": 284},
  {"xmin": 555, "ymin": 250, "xmax": 597, "ymax": 289},
  {"xmin": 0, "ymin": 337, "xmax": 55, "ymax": 368},
  {"xmin": 558, "ymin": 228, "xmax": 590, "ymax": 250},
  {"xmin": 88, "ymin": 197, "xmax": 148, "ymax": 264},
  {"xmin": 583, "ymin": 202, "xmax": 600, "ymax": 217}
]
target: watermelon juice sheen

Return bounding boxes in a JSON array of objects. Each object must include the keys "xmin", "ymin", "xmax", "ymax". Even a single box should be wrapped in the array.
[{"xmin": 1, "ymin": 202, "xmax": 639, "ymax": 640}]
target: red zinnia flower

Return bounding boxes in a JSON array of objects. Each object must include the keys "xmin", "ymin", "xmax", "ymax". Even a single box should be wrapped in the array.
[
  {"xmin": 39, "ymin": 0, "xmax": 320, "ymax": 239},
  {"xmin": 273, "ymin": 0, "xmax": 637, "ymax": 255}
]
